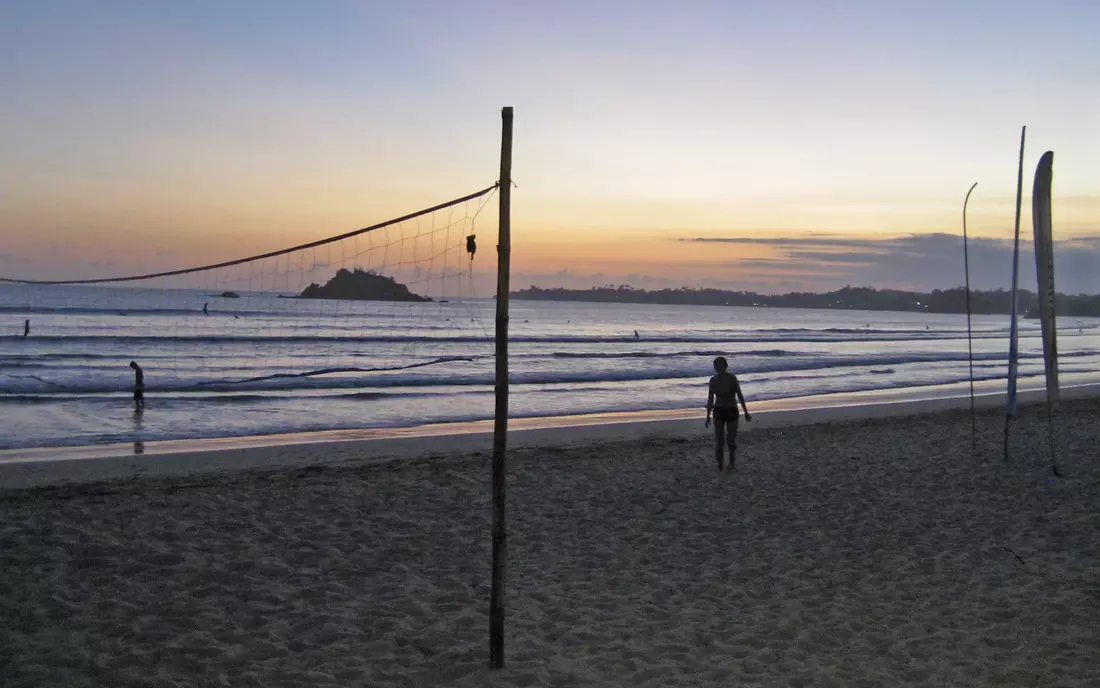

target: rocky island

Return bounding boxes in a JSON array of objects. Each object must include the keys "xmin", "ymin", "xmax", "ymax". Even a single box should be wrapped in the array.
[{"xmin": 299, "ymin": 268, "xmax": 431, "ymax": 302}]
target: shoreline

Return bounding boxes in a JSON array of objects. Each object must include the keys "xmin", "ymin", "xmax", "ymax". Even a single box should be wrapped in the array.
[{"xmin": 1, "ymin": 381, "xmax": 1096, "ymax": 490}]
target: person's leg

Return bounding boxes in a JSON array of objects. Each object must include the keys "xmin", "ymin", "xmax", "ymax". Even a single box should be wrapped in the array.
[
  {"xmin": 713, "ymin": 416, "xmax": 725, "ymax": 471},
  {"xmin": 727, "ymin": 415, "xmax": 739, "ymax": 469}
]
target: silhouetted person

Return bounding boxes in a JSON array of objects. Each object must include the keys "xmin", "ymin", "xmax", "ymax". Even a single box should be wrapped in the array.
[
  {"xmin": 23, "ymin": 319, "xmax": 29, "ymax": 337},
  {"xmin": 634, "ymin": 330, "xmax": 640, "ymax": 339},
  {"xmin": 203, "ymin": 302, "xmax": 209, "ymax": 315},
  {"xmin": 129, "ymin": 360, "xmax": 145, "ymax": 409},
  {"xmin": 132, "ymin": 406, "xmax": 145, "ymax": 454},
  {"xmin": 705, "ymin": 356, "xmax": 750, "ymax": 472}
]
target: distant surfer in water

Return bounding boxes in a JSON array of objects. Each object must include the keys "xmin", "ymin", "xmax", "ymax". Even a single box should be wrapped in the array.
[
  {"xmin": 129, "ymin": 361, "xmax": 145, "ymax": 409},
  {"xmin": 23, "ymin": 319, "xmax": 29, "ymax": 337},
  {"xmin": 705, "ymin": 356, "xmax": 751, "ymax": 472},
  {"xmin": 132, "ymin": 405, "xmax": 145, "ymax": 453}
]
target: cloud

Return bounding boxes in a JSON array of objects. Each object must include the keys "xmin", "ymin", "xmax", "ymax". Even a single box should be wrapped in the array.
[
  {"xmin": 682, "ymin": 236, "xmax": 889, "ymax": 252},
  {"xmin": 513, "ymin": 233, "xmax": 1100, "ymax": 294},
  {"xmin": 679, "ymin": 232, "xmax": 1100, "ymax": 293}
]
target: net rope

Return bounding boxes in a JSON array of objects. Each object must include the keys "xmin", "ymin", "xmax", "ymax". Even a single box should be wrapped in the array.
[
  {"xmin": 0, "ymin": 185, "xmax": 497, "ymax": 286},
  {"xmin": 0, "ymin": 185, "xmax": 499, "ymax": 396}
]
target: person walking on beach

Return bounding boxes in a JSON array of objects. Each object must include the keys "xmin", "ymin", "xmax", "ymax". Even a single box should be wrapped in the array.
[
  {"xmin": 129, "ymin": 360, "xmax": 145, "ymax": 409},
  {"xmin": 705, "ymin": 356, "xmax": 750, "ymax": 471}
]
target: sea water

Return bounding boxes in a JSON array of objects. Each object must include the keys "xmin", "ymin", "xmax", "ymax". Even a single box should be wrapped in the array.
[{"xmin": 2, "ymin": 284, "xmax": 1098, "ymax": 450}]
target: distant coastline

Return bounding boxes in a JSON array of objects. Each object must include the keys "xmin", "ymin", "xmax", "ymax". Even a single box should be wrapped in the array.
[{"xmin": 512, "ymin": 285, "xmax": 1100, "ymax": 318}]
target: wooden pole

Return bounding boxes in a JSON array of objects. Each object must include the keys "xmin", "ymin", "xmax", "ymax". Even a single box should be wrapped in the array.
[
  {"xmin": 962, "ymin": 182, "xmax": 978, "ymax": 452},
  {"xmin": 489, "ymin": 106, "xmax": 513, "ymax": 669},
  {"xmin": 1004, "ymin": 126, "xmax": 1026, "ymax": 463}
]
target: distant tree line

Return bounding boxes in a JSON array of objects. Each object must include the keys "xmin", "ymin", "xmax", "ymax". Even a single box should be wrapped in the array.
[{"xmin": 512, "ymin": 285, "xmax": 1100, "ymax": 318}]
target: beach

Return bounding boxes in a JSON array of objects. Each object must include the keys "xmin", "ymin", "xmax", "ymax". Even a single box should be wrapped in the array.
[{"xmin": 2, "ymin": 399, "xmax": 1098, "ymax": 687}]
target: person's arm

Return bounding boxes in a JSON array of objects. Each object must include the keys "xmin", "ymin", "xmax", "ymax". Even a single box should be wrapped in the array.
[
  {"xmin": 705, "ymin": 379, "xmax": 715, "ymax": 427},
  {"xmin": 735, "ymin": 377, "xmax": 751, "ymax": 421}
]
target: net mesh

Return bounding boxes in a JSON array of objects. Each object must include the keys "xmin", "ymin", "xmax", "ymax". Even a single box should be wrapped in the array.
[{"xmin": 0, "ymin": 186, "xmax": 498, "ymax": 403}]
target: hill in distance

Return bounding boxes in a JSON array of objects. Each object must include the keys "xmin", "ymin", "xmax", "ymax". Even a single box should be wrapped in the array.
[{"xmin": 300, "ymin": 268, "xmax": 431, "ymax": 302}]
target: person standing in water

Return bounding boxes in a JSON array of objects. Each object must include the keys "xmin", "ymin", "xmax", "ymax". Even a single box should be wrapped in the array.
[
  {"xmin": 23, "ymin": 319, "xmax": 30, "ymax": 337},
  {"xmin": 705, "ymin": 356, "xmax": 750, "ymax": 472},
  {"xmin": 129, "ymin": 361, "xmax": 145, "ymax": 409}
]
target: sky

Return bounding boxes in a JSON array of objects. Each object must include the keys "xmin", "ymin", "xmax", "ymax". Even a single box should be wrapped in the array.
[{"xmin": 1, "ymin": 0, "xmax": 1099, "ymax": 294}]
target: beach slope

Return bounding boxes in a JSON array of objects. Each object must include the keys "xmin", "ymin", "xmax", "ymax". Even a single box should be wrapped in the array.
[{"xmin": 1, "ymin": 400, "xmax": 1097, "ymax": 687}]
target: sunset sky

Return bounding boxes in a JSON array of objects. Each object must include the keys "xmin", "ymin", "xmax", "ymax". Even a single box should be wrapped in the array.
[{"xmin": 2, "ymin": 0, "xmax": 1099, "ymax": 293}]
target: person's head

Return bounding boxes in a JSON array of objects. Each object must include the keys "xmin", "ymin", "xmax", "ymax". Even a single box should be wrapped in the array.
[
  {"xmin": 713, "ymin": 356, "xmax": 728, "ymax": 373},
  {"xmin": 129, "ymin": 361, "xmax": 138, "ymax": 370}
]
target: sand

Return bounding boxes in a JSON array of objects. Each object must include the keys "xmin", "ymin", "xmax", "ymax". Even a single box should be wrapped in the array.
[{"xmin": 1, "ymin": 399, "xmax": 1098, "ymax": 687}]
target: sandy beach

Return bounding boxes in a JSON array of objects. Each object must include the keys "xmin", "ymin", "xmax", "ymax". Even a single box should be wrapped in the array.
[{"xmin": 2, "ymin": 399, "xmax": 1098, "ymax": 687}]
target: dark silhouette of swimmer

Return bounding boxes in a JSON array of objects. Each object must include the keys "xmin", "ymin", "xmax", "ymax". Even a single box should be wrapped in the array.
[
  {"xmin": 129, "ymin": 361, "xmax": 145, "ymax": 409},
  {"xmin": 23, "ymin": 319, "xmax": 29, "ymax": 337},
  {"xmin": 705, "ymin": 356, "xmax": 750, "ymax": 472},
  {"xmin": 132, "ymin": 407, "xmax": 145, "ymax": 454},
  {"xmin": 203, "ymin": 302, "xmax": 209, "ymax": 315}
]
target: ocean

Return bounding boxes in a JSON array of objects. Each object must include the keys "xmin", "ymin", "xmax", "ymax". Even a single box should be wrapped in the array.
[{"xmin": 2, "ymin": 284, "xmax": 1099, "ymax": 450}]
